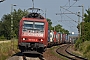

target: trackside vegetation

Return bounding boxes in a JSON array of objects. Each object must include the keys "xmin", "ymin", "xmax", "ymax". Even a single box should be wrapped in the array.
[
  {"xmin": 0, "ymin": 39, "xmax": 19, "ymax": 60},
  {"xmin": 75, "ymin": 8, "xmax": 90, "ymax": 59}
]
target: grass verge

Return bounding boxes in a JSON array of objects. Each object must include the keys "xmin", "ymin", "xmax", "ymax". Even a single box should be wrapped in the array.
[
  {"xmin": 0, "ymin": 39, "xmax": 20, "ymax": 60},
  {"xmin": 78, "ymin": 41, "xmax": 90, "ymax": 60}
]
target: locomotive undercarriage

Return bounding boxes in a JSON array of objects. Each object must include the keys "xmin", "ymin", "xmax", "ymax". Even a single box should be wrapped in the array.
[{"xmin": 18, "ymin": 42, "xmax": 46, "ymax": 53}]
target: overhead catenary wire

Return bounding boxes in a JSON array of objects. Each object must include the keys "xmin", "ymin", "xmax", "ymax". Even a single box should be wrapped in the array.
[
  {"xmin": 60, "ymin": 6, "xmax": 83, "ymax": 18},
  {"xmin": 62, "ymin": 0, "xmax": 78, "ymax": 13}
]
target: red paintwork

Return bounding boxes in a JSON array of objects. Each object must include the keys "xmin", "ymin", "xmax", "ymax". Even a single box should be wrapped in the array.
[
  {"xmin": 62, "ymin": 34, "xmax": 66, "ymax": 43},
  {"xmin": 18, "ymin": 17, "xmax": 48, "ymax": 47},
  {"xmin": 53, "ymin": 31, "xmax": 57, "ymax": 43},
  {"xmin": 57, "ymin": 33, "xmax": 61, "ymax": 44}
]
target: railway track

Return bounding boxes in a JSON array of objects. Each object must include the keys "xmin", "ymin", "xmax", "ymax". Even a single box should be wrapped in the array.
[
  {"xmin": 56, "ymin": 44, "xmax": 88, "ymax": 60},
  {"xmin": 22, "ymin": 53, "xmax": 45, "ymax": 60},
  {"xmin": 7, "ymin": 52, "xmax": 45, "ymax": 60}
]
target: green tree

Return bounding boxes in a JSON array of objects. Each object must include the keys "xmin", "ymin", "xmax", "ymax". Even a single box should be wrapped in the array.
[
  {"xmin": 12, "ymin": 9, "xmax": 28, "ymax": 38},
  {"xmin": 0, "ymin": 9, "xmax": 28, "ymax": 39},
  {"xmin": 84, "ymin": 8, "xmax": 90, "ymax": 22},
  {"xmin": 54, "ymin": 24, "xmax": 62, "ymax": 32},
  {"xmin": 81, "ymin": 8, "xmax": 90, "ymax": 41},
  {"xmin": 46, "ymin": 18, "xmax": 53, "ymax": 30},
  {"xmin": 0, "ymin": 14, "xmax": 11, "ymax": 39},
  {"xmin": 77, "ymin": 8, "xmax": 90, "ymax": 41},
  {"xmin": 53, "ymin": 24, "xmax": 69, "ymax": 34},
  {"xmin": 46, "ymin": 18, "xmax": 69, "ymax": 34},
  {"xmin": 75, "ymin": 8, "xmax": 90, "ymax": 49}
]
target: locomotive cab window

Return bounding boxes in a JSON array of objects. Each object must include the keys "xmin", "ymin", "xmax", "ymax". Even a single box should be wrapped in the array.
[
  {"xmin": 23, "ymin": 21, "xmax": 33, "ymax": 29},
  {"xmin": 34, "ymin": 22, "xmax": 44, "ymax": 31},
  {"xmin": 22, "ymin": 20, "xmax": 44, "ymax": 33}
]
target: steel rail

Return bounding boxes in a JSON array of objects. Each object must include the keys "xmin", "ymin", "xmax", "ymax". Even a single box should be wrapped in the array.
[{"xmin": 56, "ymin": 44, "xmax": 88, "ymax": 60}]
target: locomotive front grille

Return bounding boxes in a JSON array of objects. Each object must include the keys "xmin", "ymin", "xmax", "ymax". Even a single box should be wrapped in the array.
[{"xmin": 19, "ymin": 42, "xmax": 44, "ymax": 48}]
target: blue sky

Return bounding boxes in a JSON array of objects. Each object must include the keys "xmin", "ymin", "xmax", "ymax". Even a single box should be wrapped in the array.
[{"xmin": 0, "ymin": 0, "xmax": 90, "ymax": 34}]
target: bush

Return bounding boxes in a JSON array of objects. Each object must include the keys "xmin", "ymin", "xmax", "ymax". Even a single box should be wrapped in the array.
[
  {"xmin": 84, "ymin": 51, "xmax": 90, "ymax": 60},
  {"xmin": 0, "ymin": 35, "xmax": 5, "ymax": 40},
  {"xmin": 75, "ymin": 39, "xmax": 83, "ymax": 50},
  {"xmin": 78, "ymin": 41, "xmax": 90, "ymax": 59},
  {"xmin": 82, "ymin": 41, "xmax": 90, "ymax": 54}
]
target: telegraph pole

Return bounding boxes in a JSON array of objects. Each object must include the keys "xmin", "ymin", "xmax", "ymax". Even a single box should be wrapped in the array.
[
  {"xmin": 11, "ymin": 4, "xmax": 16, "ymax": 51},
  {"xmin": 77, "ymin": 11, "xmax": 81, "ymax": 39},
  {"xmin": 81, "ymin": 5, "xmax": 84, "ymax": 41},
  {"xmin": 82, "ymin": 5, "xmax": 84, "ymax": 22}
]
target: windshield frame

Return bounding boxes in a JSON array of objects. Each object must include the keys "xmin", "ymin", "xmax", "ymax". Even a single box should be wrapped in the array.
[{"xmin": 22, "ymin": 20, "xmax": 45, "ymax": 32}]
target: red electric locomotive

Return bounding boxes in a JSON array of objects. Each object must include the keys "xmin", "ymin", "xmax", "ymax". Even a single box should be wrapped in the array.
[{"xmin": 18, "ymin": 8, "xmax": 48, "ymax": 53}]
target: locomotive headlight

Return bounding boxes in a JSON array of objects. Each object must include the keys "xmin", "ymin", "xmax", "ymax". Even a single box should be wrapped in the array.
[
  {"xmin": 41, "ymin": 39, "xmax": 43, "ymax": 42},
  {"xmin": 33, "ymin": 30, "xmax": 34, "ymax": 33},
  {"xmin": 23, "ymin": 38, "xmax": 26, "ymax": 40}
]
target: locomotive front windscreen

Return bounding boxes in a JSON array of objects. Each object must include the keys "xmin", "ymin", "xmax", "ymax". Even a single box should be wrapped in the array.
[
  {"xmin": 23, "ymin": 21, "xmax": 44, "ymax": 33},
  {"xmin": 23, "ymin": 21, "xmax": 33, "ymax": 29},
  {"xmin": 23, "ymin": 21, "xmax": 44, "ymax": 31},
  {"xmin": 22, "ymin": 21, "xmax": 44, "ymax": 37},
  {"xmin": 34, "ymin": 22, "xmax": 44, "ymax": 30}
]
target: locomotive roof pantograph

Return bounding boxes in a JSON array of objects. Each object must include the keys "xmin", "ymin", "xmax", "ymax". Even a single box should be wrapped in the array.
[{"xmin": 25, "ymin": 8, "xmax": 44, "ymax": 19}]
